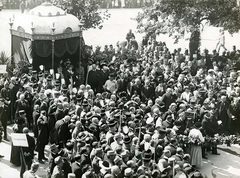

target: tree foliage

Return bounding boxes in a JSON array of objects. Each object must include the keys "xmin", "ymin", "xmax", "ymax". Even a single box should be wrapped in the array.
[
  {"xmin": 135, "ymin": 0, "xmax": 240, "ymax": 45},
  {"xmin": 60, "ymin": 0, "xmax": 110, "ymax": 30}
]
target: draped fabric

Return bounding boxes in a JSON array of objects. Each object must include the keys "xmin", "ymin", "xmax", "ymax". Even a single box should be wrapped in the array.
[
  {"xmin": 32, "ymin": 46, "xmax": 80, "ymax": 71},
  {"xmin": 12, "ymin": 36, "xmax": 32, "ymax": 64},
  {"xmin": 12, "ymin": 35, "xmax": 81, "ymax": 71},
  {"xmin": 33, "ymin": 37, "xmax": 80, "ymax": 58},
  {"xmin": 33, "ymin": 40, "xmax": 52, "ymax": 58}
]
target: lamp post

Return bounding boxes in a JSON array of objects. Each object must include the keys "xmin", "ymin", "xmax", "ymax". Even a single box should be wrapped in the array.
[
  {"xmin": 9, "ymin": 18, "xmax": 13, "ymax": 64},
  {"xmin": 30, "ymin": 22, "xmax": 35, "ymax": 68},
  {"xmin": 51, "ymin": 22, "xmax": 56, "ymax": 79},
  {"xmin": 78, "ymin": 19, "xmax": 84, "ymax": 66}
]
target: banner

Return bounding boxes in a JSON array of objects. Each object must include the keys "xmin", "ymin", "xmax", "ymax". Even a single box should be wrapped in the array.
[{"xmin": 11, "ymin": 133, "xmax": 29, "ymax": 147}]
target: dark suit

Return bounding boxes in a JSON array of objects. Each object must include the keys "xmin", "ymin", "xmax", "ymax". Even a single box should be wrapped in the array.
[
  {"xmin": 20, "ymin": 134, "xmax": 35, "ymax": 178},
  {"xmin": 37, "ymin": 115, "xmax": 49, "ymax": 160},
  {"xmin": 53, "ymin": 119, "xmax": 71, "ymax": 148}
]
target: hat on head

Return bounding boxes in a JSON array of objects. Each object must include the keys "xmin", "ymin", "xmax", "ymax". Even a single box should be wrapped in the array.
[
  {"xmin": 114, "ymin": 156, "xmax": 122, "ymax": 164},
  {"xmin": 114, "ymin": 133, "xmax": 122, "ymax": 140},
  {"xmin": 121, "ymin": 150, "xmax": 130, "ymax": 158},
  {"xmin": 31, "ymin": 162, "xmax": 39, "ymax": 170},
  {"xmin": 142, "ymin": 149, "xmax": 152, "ymax": 161},
  {"xmin": 123, "ymin": 135, "xmax": 132, "ymax": 144},
  {"xmin": 99, "ymin": 160, "xmax": 111, "ymax": 170},
  {"xmin": 107, "ymin": 150, "xmax": 115, "ymax": 157},
  {"xmin": 108, "ymin": 118, "xmax": 117, "ymax": 127},
  {"xmin": 54, "ymin": 156, "xmax": 63, "ymax": 165},
  {"xmin": 50, "ymin": 144, "xmax": 59, "ymax": 152},
  {"xmin": 85, "ymin": 112, "xmax": 93, "ymax": 119},
  {"xmin": 95, "ymin": 148, "xmax": 103, "ymax": 156},
  {"xmin": 104, "ymin": 174, "xmax": 114, "ymax": 178},
  {"xmin": 124, "ymin": 168, "xmax": 133, "ymax": 177},
  {"xmin": 82, "ymin": 99, "xmax": 89, "ymax": 106},
  {"xmin": 19, "ymin": 110, "xmax": 26, "ymax": 115},
  {"xmin": 174, "ymin": 120, "xmax": 182, "ymax": 127},
  {"xmin": 67, "ymin": 173, "xmax": 76, "ymax": 178},
  {"xmin": 47, "ymin": 75, "xmax": 52, "ymax": 81},
  {"xmin": 195, "ymin": 122, "xmax": 202, "ymax": 128},
  {"xmin": 22, "ymin": 127, "xmax": 29, "ymax": 134}
]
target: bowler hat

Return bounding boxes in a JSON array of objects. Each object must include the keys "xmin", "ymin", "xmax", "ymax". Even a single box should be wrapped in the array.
[
  {"xmin": 123, "ymin": 135, "xmax": 132, "ymax": 144},
  {"xmin": 108, "ymin": 118, "xmax": 117, "ymax": 127}
]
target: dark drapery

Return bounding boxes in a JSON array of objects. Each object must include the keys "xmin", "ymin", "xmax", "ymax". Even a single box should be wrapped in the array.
[
  {"xmin": 32, "ymin": 37, "xmax": 80, "ymax": 70},
  {"xmin": 32, "ymin": 45, "xmax": 80, "ymax": 71},
  {"xmin": 33, "ymin": 37, "xmax": 80, "ymax": 58},
  {"xmin": 12, "ymin": 36, "xmax": 81, "ymax": 71}
]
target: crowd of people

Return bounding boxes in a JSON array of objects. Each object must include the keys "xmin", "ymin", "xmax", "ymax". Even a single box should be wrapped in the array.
[{"xmin": 0, "ymin": 31, "xmax": 240, "ymax": 178}]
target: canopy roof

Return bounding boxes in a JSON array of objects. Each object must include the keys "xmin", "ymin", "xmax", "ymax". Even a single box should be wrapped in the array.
[{"xmin": 11, "ymin": 2, "xmax": 81, "ymax": 40}]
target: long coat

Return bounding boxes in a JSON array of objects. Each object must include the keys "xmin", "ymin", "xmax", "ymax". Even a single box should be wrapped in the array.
[
  {"xmin": 37, "ymin": 115, "xmax": 49, "ymax": 146},
  {"xmin": 53, "ymin": 119, "xmax": 71, "ymax": 146}
]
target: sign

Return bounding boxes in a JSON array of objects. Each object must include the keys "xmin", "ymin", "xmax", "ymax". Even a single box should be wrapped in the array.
[
  {"xmin": 0, "ymin": 65, "xmax": 7, "ymax": 73},
  {"xmin": 11, "ymin": 133, "xmax": 28, "ymax": 147}
]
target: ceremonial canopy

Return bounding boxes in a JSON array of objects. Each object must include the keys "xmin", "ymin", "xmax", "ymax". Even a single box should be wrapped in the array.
[{"xmin": 10, "ymin": 2, "xmax": 83, "ymax": 70}]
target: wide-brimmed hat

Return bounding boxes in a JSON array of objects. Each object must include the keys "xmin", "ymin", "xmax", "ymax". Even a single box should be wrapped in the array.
[
  {"xmin": 99, "ymin": 160, "xmax": 111, "ymax": 170},
  {"xmin": 50, "ymin": 144, "xmax": 59, "ymax": 152}
]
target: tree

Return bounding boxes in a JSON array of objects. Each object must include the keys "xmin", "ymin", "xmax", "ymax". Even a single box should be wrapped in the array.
[
  {"xmin": 60, "ymin": 0, "xmax": 110, "ymax": 30},
  {"xmin": 135, "ymin": 0, "xmax": 240, "ymax": 56}
]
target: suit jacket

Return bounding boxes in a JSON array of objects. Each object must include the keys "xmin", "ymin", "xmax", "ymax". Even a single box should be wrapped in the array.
[
  {"xmin": 202, "ymin": 118, "xmax": 216, "ymax": 136},
  {"xmin": 22, "ymin": 134, "xmax": 35, "ymax": 161}
]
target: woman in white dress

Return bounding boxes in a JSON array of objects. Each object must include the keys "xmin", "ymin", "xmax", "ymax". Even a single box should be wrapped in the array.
[{"xmin": 188, "ymin": 122, "xmax": 205, "ymax": 168}]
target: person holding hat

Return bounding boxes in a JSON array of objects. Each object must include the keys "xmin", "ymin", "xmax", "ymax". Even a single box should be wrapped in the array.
[
  {"xmin": 23, "ymin": 162, "xmax": 40, "ymax": 178},
  {"xmin": 188, "ymin": 122, "xmax": 204, "ymax": 168}
]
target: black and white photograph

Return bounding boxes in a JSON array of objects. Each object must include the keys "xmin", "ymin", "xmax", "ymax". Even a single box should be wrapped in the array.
[{"xmin": 0, "ymin": 0, "xmax": 240, "ymax": 177}]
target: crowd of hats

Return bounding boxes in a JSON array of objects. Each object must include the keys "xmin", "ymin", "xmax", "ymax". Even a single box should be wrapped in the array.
[{"xmin": 2, "ymin": 38, "xmax": 240, "ymax": 178}]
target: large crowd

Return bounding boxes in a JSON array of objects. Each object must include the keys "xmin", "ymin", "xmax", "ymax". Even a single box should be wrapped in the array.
[{"xmin": 0, "ymin": 31, "xmax": 240, "ymax": 178}]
